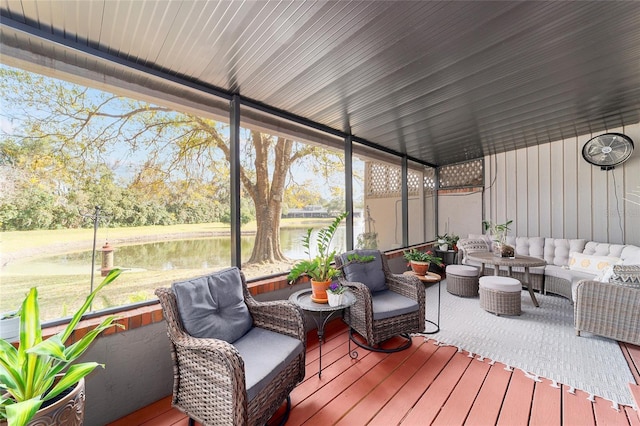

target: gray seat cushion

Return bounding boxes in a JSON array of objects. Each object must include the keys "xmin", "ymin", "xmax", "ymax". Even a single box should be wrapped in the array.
[
  {"xmin": 371, "ymin": 290, "xmax": 419, "ymax": 320},
  {"xmin": 172, "ymin": 267, "xmax": 253, "ymax": 343},
  {"xmin": 234, "ymin": 327, "xmax": 304, "ymax": 401},
  {"xmin": 340, "ymin": 249, "xmax": 388, "ymax": 292}
]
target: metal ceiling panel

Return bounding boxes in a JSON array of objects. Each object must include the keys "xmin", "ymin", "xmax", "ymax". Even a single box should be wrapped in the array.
[{"xmin": 1, "ymin": 0, "xmax": 639, "ymax": 166}]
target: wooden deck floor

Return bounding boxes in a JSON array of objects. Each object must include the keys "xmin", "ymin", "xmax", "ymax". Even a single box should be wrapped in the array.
[{"xmin": 111, "ymin": 320, "xmax": 640, "ymax": 426}]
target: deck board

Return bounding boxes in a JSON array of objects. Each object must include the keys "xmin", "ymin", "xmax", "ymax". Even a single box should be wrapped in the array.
[
  {"xmin": 401, "ymin": 349, "xmax": 474, "ymax": 424},
  {"xmin": 562, "ymin": 387, "xmax": 596, "ymax": 426},
  {"xmin": 335, "ymin": 339, "xmax": 438, "ymax": 426},
  {"xmin": 110, "ymin": 321, "xmax": 638, "ymax": 426},
  {"xmin": 368, "ymin": 344, "xmax": 457, "ymax": 426},
  {"xmin": 431, "ymin": 357, "xmax": 490, "ymax": 426},
  {"xmin": 530, "ymin": 377, "xmax": 562, "ymax": 426}
]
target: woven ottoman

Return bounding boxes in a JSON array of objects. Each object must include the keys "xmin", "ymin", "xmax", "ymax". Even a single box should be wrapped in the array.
[
  {"xmin": 479, "ymin": 276, "xmax": 522, "ymax": 316},
  {"xmin": 446, "ymin": 265, "xmax": 479, "ymax": 297}
]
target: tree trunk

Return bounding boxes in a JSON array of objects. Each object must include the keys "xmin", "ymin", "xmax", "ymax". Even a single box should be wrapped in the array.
[{"xmin": 245, "ymin": 133, "xmax": 292, "ymax": 264}]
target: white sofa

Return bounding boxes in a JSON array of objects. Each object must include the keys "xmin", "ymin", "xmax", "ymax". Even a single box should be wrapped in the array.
[
  {"xmin": 457, "ymin": 235, "xmax": 640, "ymax": 345},
  {"xmin": 458, "ymin": 235, "xmax": 640, "ymax": 301}
]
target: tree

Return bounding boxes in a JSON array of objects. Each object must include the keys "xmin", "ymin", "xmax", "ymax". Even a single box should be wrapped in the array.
[{"xmin": 0, "ymin": 65, "xmax": 344, "ymax": 264}]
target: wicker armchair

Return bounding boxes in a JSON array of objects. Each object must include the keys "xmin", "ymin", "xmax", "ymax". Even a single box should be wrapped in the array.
[
  {"xmin": 155, "ymin": 268, "xmax": 306, "ymax": 426},
  {"xmin": 335, "ymin": 250, "xmax": 425, "ymax": 352},
  {"xmin": 574, "ymin": 280, "xmax": 640, "ymax": 345}
]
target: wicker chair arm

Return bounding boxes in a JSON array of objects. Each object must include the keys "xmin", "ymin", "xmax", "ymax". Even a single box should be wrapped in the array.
[
  {"xmin": 574, "ymin": 280, "xmax": 640, "ymax": 345},
  {"xmin": 247, "ymin": 300, "xmax": 306, "ymax": 343},
  {"xmin": 386, "ymin": 273, "xmax": 423, "ymax": 301},
  {"xmin": 337, "ymin": 278, "xmax": 374, "ymax": 312},
  {"xmin": 171, "ymin": 334, "xmax": 248, "ymax": 422}
]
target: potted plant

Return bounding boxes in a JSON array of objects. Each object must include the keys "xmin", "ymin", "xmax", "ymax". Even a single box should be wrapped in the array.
[
  {"xmin": 0, "ymin": 269, "xmax": 122, "ymax": 426},
  {"xmin": 436, "ymin": 234, "xmax": 449, "ymax": 251},
  {"xmin": 483, "ymin": 219, "xmax": 515, "ymax": 257},
  {"xmin": 0, "ymin": 312, "xmax": 20, "ymax": 343},
  {"xmin": 287, "ymin": 212, "xmax": 373, "ymax": 303},
  {"xmin": 403, "ymin": 249, "xmax": 443, "ymax": 276},
  {"xmin": 446, "ymin": 234, "xmax": 460, "ymax": 251},
  {"xmin": 326, "ymin": 281, "xmax": 346, "ymax": 307}
]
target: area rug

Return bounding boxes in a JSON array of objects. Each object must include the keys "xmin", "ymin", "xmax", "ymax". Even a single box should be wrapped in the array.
[{"xmin": 421, "ymin": 280, "xmax": 636, "ymax": 407}]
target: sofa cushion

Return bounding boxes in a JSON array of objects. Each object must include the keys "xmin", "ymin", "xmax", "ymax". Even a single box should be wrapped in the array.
[
  {"xmin": 514, "ymin": 237, "xmax": 545, "ymax": 258},
  {"xmin": 620, "ymin": 245, "xmax": 640, "ymax": 265},
  {"xmin": 370, "ymin": 290, "xmax": 419, "ymax": 320},
  {"xmin": 172, "ymin": 267, "xmax": 253, "ymax": 343},
  {"xmin": 568, "ymin": 252, "xmax": 621, "ymax": 274},
  {"xmin": 340, "ymin": 250, "xmax": 387, "ymax": 292},
  {"xmin": 233, "ymin": 327, "xmax": 304, "ymax": 401},
  {"xmin": 570, "ymin": 270, "xmax": 606, "ymax": 301},
  {"xmin": 544, "ymin": 238, "xmax": 587, "ymax": 267},
  {"xmin": 583, "ymin": 241, "xmax": 626, "ymax": 258}
]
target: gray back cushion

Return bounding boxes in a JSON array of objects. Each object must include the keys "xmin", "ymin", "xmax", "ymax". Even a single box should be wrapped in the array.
[
  {"xmin": 340, "ymin": 249, "xmax": 387, "ymax": 292},
  {"xmin": 172, "ymin": 267, "xmax": 253, "ymax": 343}
]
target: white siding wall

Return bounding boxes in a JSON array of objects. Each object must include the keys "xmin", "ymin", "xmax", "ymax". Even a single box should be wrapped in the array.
[{"xmin": 483, "ymin": 122, "xmax": 640, "ymax": 246}]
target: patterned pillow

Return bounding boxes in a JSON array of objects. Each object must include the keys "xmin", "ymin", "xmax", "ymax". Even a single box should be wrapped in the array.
[
  {"xmin": 568, "ymin": 252, "xmax": 621, "ymax": 274},
  {"xmin": 609, "ymin": 264, "xmax": 640, "ymax": 289},
  {"xmin": 458, "ymin": 239, "xmax": 489, "ymax": 253}
]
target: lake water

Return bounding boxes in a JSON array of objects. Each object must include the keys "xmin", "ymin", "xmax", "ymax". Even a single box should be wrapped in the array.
[{"xmin": 3, "ymin": 225, "xmax": 361, "ymax": 275}]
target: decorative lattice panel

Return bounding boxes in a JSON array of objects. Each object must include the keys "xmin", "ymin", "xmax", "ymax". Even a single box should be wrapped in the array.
[
  {"xmin": 366, "ymin": 162, "xmax": 430, "ymax": 198},
  {"xmin": 439, "ymin": 159, "xmax": 483, "ymax": 188}
]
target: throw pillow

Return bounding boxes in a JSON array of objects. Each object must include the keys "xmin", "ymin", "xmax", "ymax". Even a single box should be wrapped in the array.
[
  {"xmin": 609, "ymin": 264, "xmax": 640, "ymax": 289},
  {"xmin": 458, "ymin": 239, "xmax": 490, "ymax": 253},
  {"xmin": 595, "ymin": 265, "xmax": 615, "ymax": 283},
  {"xmin": 568, "ymin": 252, "xmax": 621, "ymax": 275},
  {"xmin": 340, "ymin": 250, "xmax": 387, "ymax": 292},
  {"xmin": 172, "ymin": 267, "xmax": 253, "ymax": 343}
]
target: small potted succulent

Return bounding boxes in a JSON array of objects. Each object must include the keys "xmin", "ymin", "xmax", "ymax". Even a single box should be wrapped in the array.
[
  {"xmin": 403, "ymin": 249, "xmax": 443, "ymax": 276},
  {"xmin": 0, "ymin": 269, "xmax": 122, "ymax": 426}
]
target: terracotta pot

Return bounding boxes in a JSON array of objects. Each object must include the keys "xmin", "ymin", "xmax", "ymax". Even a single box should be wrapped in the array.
[
  {"xmin": 0, "ymin": 377, "xmax": 85, "ymax": 426},
  {"xmin": 410, "ymin": 261, "xmax": 430, "ymax": 276},
  {"xmin": 310, "ymin": 279, "xmax": 331, "ymax": 303}
]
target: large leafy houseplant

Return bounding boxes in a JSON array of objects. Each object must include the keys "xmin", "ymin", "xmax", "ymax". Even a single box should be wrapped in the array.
[
  {"xmin": 287, "ymin": 212, "xmax": 373, "ymax": 302},
  {"xmin": 287, "ymin": 212, "xmax": 349, "ymax": 284},
  {"xmin": 0, "ymin": 269, "xmax": 122, "ymax": 426}
]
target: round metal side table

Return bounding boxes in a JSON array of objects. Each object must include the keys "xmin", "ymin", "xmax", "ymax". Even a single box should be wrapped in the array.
[{"xmin": 289, "ymin": 288, "xmax": 356, "ymax": 378}]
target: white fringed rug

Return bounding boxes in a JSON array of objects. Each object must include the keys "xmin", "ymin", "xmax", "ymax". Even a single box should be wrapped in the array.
[{"xmin": 422, "ymin": 280, "xmax": 636, "ymax": 407}]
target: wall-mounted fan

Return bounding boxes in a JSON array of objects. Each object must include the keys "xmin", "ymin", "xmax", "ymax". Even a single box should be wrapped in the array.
[{"xmin": 582, "ymin": 133, "xmax": 634, "ymax": 170}]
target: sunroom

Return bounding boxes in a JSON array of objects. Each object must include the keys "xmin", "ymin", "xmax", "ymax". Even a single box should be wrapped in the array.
[{"xmin": 1, "ymin": 1, "xmax": 639, "ymax": 425}]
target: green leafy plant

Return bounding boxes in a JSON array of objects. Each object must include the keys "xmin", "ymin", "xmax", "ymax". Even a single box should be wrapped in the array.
[
  {"xmin": 482, "ymin": 219, "xmax": 513, "ymax": 244},
  {"xmin": 0, "ymin": 269, "xmax": 123, "ymax": 426},
  {"xmin": 403, "ymin": 249, "xmax": 443, "ymax": 266},
  {"xmin": 287, "ymin": 212, "xmax": 349, "ymax": 284},
  {"xmin": 287, "ymin": 212, "xmax": 374, "ymax": 284},
  {"xmin": 445, "ymin": 234, "xmax": 459, "ymax": 248}
]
